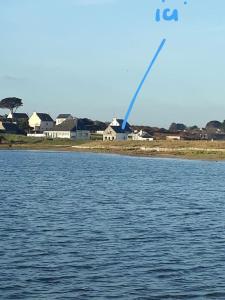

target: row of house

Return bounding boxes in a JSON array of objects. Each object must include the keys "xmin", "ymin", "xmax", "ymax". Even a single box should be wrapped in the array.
[
  {"xmin": 2, "ymin": 112, "xmax": 152, "ymax": 141},
  {"xmin": 2, "ymin": 111, "xmax": 225, "ymax": 141}
]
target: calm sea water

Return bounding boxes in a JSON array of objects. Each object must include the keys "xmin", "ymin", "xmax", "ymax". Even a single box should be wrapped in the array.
[{"xmin": 1, "ymin": 150, "xmax": 225, "ymax": 299}]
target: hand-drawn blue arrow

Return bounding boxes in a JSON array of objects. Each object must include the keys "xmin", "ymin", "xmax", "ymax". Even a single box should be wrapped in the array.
[{"xmin": 122, "ymin": 38, "xmax": 166, "ymax": 130}]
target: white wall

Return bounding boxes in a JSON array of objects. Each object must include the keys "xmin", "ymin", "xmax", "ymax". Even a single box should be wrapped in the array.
[
  {"xmin": 45, "ymin": 130, "xmax": 90, "ymax": 140},
  {"xmin": 110, "ymin": 118, "xmax": 120, "ymax": 126},
  {"xmin": 56, "ymin": 118, "xmax": 65, "ymax": 125},
  {"xmin": 56, "ymin": 116, "xmax": 73, "ymax": 125},
  {"xmin": 103, "ymin": 133, "xmax": 128, "ymax": 141},
  {"xmin": 45, "ymin": 131, "xmax": 71, "ymax": 139},
  {"xmin": 131, "ymin": 133, "xmax": 154, "ymax": 141},
  {"xmin": 27, "ymin": 133, "xmax": 46, "ymax": 138}
]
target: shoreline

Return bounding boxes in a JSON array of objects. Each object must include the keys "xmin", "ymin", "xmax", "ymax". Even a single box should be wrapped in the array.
[{"xmin": 1, "ymin": 142, "xmax": 225, "ymax": 161}]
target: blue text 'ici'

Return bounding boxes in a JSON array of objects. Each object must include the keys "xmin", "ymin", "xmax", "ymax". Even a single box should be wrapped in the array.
[{"xmin": 155, "ymin": 0, "xmax": 187, "ymax": 22}]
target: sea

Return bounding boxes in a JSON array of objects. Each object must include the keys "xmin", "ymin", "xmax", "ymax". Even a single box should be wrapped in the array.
[{"xmin": 1, "ymin": 150, "xmax": 225, "ymax": 299}]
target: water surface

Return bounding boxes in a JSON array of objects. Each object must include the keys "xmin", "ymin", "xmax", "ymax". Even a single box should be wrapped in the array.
[{"xmin": 1, "ymin": 150, "xmax": 225, "ymax": 299}]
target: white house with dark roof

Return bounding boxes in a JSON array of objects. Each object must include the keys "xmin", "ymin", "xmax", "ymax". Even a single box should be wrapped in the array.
[
  {"xmin": 56, "ymin": 114, "xmax": 73, "ymax": 126},
  {"xmin": 103, "ymin": 118, "xmax": 132, "ymax": 141},
  {"xmin": 45, "ymin": 118, "xmax": 90, "ymax": 140},
  {"xmin": 29, "ymin": 112, "xmax": 54, "ymax": 133},
  {"xmin": 129, "ymin": 130, "xmax": 154, "ymax": 141},
  {"xmin": 8, "ymin": 112, "xmax": 29, "ymax": 123}
]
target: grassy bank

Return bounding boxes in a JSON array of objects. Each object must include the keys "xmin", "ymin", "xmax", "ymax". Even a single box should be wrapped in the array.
[{"xmin": 1, "ymin": 134, "xmax": 225, "ymax": 160}]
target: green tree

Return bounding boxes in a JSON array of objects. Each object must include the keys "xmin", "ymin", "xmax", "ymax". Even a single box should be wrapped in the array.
[
  {"xmin": 221, "ymin": 120, "xmax": 225, "ymax": 133},
  {"xmin": 0, "ymin": 97, "xmax": 23, "ymax": 115}
]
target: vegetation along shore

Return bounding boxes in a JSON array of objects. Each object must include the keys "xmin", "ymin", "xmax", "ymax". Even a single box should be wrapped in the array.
[{"xmin": 2, "ymin": 134, "xmax": 225, "ymax": 160}]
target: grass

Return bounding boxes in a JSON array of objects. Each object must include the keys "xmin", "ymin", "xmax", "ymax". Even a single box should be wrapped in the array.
[
  {"xmin": 2, "ymin": 134, "xmax": 225, "ymax": 160},
  {"xmin": 1, "ymin": 134, "xmax": 89, "ymax": 146}
]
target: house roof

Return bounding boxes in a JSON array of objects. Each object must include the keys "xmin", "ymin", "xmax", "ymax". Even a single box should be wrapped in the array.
[
  {"xmin": 109, "ymin": 118, "xmax": 132, "ymax": 133},
  {"xmin": 48, "ymin": 118, "xmax": 89, "ymax": 132},
  {"xmin": 113, "ymin": 119, "xmax": 131, "ymax": 128},
  {"xmin": 110, "ymin": 125, "xmax": 132, "ymax": 134},
  {"xmin": 10, "ymin": 113, "xmax": 29, "ymax": 119},
  {"xmin": 0, "ymin": 122, "xmax": 20, "ymax": 133},
  {"xmin": 36, "ymin": 113, "xmax": 53, "ymax": 122},
  {"xmin": 56, "ymin": 114, "xmax": 72, "ymax": 119},
  {"xmin": 141, "ymin": 132, "xmax": 153, "ymax": 138}
]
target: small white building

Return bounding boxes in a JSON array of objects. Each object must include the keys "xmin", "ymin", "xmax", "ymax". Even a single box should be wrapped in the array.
[
  {"xmin": 45, "ymin": 118, "xmax": 90, "ymax": 140},
  {"xmin": 130, "ymin": 130, "xmax": 154, "ymax": 141},
  {"xmin": 29, "ymin": 112, "xmax": 54, "ymax": 133},
  {"xmin": 166, "ymin": 135, "xmax": 181, "ymax": 141},
  {"xmin": 103, "ymin": 118, "xmax": 132, "ymax": 141},
  {"xmin": 55, "ymin": 114, "xmax": 73, "ymax": 126}
]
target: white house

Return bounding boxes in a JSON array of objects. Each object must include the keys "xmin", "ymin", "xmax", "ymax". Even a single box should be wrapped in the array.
[
  {"xmin": 8, "ymin": 112, "xmax": 29, "ymax": 124},
  {"xmin": 130, "ymin": 130, "xmax": 154, "ymax": 141},
  {"xmin": 45, "ymin": 118, "xmax": 90, "ymax": 140},
  {"xmin": 55, "ymin": 114, "xmax": 73, "ymax": 126},
  {"xmin": 103, "ymin": 118, "xmax": 132, "ymax": 141},
  {"xmin": 29, "ymin": 112, "xmax": 54, "ymax": 133}
]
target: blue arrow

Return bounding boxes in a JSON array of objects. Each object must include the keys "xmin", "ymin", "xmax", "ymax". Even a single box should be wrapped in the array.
[{"xmin": 122, "ymin": 38, "xmax": 166, "ymax": 130}]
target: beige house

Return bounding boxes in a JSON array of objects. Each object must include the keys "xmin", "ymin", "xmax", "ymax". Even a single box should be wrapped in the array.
[
  {"xmin": 56, "ymin": 114, "xmax": 73, "ymax": 126},
  {"xmin": 29, "ymin": 112, "xmax": 54, "ymax": 133},
  {"xmin": 45, "ymin": 118, "xmax": 90, "ymax": 140},
  {"xmin": 103, "ymin": 118, "xmax": 132, "ymax": 141}
]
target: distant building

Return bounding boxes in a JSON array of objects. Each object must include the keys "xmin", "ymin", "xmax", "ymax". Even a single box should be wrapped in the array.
[
  {"xmin": 130, "ymin": 130, "xmax": 154, "ymax": 141},
  {"xmin": 206, "ymin": 133, "xmax": 225, "ymax": 141},
  {"xmin": 0, "ymin": 121, "xmax": 20, "ymax": 134},
  {"xmin": 29, "ymin": 112, "xmax": 54, "ymax": 133},
  {"xmin": 103, "ymin": 118, "xmax": 132, "ymax": 141},
  {"xmin": 56, "ymin": 114, "xmax": 73, "ymax": 126},
  {"xmin": 45, "ymin": 118, "xmax": 90, "ymax": 140},
  {"xmin": 8, "ymin": 112, "xmax": 29, "ymax": 123},
  {"xmin": 166, "ymin": 135, "xmax": 181, "ymax": 141},
  {"xmin": 7, "ymin": 112, "xmax": 29, "ymax": 133}
]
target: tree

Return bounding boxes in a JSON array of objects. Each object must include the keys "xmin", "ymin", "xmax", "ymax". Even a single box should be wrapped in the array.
[
  {"xmin": 206, "ymin": 120, "xmax": 222, "ymax": 130},
  {"xmin": 169, "ymin": 123, "xmax": 186, "ymax": 132},
  {"xmin": 220, "ymin": 120, "xmax": 225, "ymax": 133},
  {"xmin": 0, "ymin": 97, "xmax": 23, "ymax": 115}
]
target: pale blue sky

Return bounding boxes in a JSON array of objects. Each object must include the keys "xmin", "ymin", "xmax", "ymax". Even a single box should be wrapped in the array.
[{"xmin": 0, "ymin": 0, "xmax": 225, "ymax": 127}]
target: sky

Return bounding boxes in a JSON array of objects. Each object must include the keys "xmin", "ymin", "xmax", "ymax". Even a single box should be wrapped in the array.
[{"xmin": 0, "ymin": 0, "xmax": 225, "ymax": 128}]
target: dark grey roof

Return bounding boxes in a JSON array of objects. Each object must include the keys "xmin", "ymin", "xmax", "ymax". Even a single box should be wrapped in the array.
[
  {"xmin": 0, "ymin": 122, "xmax": 20, "ymax": 133},
  {"xmin": 49, "ymin": 118, "xmax": 89, "ymax": 132},
  {"xmin": 10, "ymin": 113, "xmax": 29, "ymax": 119},
  {"xmin": 36, "ymin": 113, "xmax": 53, "ymax": 122},
  {"xmin": 110, "ymin": 125, "xmax": 132, "ymax": 134},
  {"xmin": 141, "ymin": 132, "xmax": 153, "ymax": 138},
  {"xmin": 115, "ymin": 119, "xmax": 131, "ymax": 128},
  {"xmin": 56, "ymin": 114, "xmax": 72, "ymax": 119},
  {"xmin": 112, "ymin": 119, "xmax": 132, "ymax": 132}
]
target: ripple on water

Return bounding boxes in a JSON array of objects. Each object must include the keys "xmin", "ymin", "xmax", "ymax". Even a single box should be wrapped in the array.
[{"xmin": 1, "ymin": 151, "xmax": 225, "ymax": 299}]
